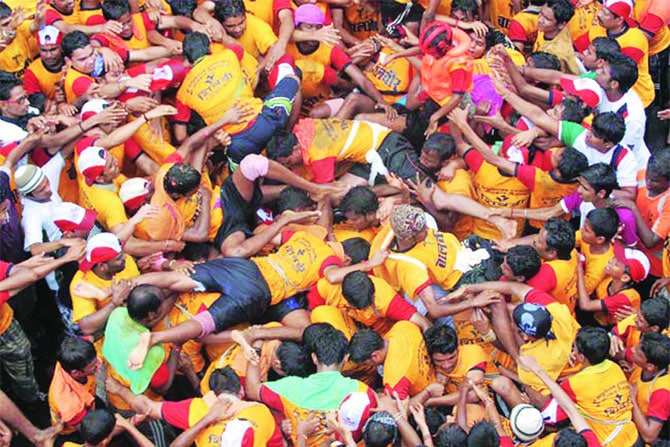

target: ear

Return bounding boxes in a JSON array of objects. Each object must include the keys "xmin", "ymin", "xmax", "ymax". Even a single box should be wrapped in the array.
[
  {"xmin": 545, "ymin": 249, "xmax": 558, "ymax": 261},
  {"xmin": 620, "ymin": 272, "xmax": 632, "ymax": 284},
  {"xmin": 650, "ymin": 325, "xmax": 660, "ymax": 333},
  {"xmin": 595, "ymin": 235, "xmax": 606, "ymax": 244},
  {"xmin": 310, "ymin": 352, "xmax": 318, "ymax": 365}
]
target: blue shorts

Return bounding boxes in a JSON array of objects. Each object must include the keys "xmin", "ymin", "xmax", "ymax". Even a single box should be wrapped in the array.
[{"xmin": 227, "ymin": 77, "xmax": 299, "ymax": 165}]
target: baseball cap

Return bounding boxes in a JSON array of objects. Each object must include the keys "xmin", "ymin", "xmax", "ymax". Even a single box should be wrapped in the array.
[
  {"xmin": 77, "ymin": 146, "xmax": 108, "ymax": 186},
  {"xmin": 37, "ymin": 26, "xmax": 62, "ymax": 46},
  {"xmin": 53, "ymin": 202, "xmax": 98, "ymax": 233},
  {"xmin": 603, "ymin": 0, "xmax": 636, "ymax": 27},
  {"xmin": 14, "ymin": 164, "xmax": 45, "ymax": 195},
  {"xmin": 510, "ymin": 404, "xmax": 544, "ymax": 441},
  {"xmin": 513, "ymin": 302, "xmax": 555, "ymax": 341},
  {"xmin": 219, "ymin": 419, "xmax": 254, "ymax": 447},
  {"xmin": 559, "ymin": 77, "xmax": 603, "ymax": 108},
  {"xmin": 294, "ymin": 4, "xmax": 325, "ymax": 26},
  {"xmin": 80, "ymin": 232, "xmax": 122, "ymax": 272},
  {"xmin": 80, "ymin": 98, "xmax": 111, "ymax": 122},
  {"xmin": 613, "ymin": 244, "xmax": 650, "ymax": 283},
  {"xmin": 119, "ymin": 177, "xmax": 151, "ymax": 212},
  {"xmin": 390, "ymin": 205, "xmax": 426, "ymax": 240},
  {"xmin": 339, "ymin": 392, "xmax": 375, "ymax": 441}
]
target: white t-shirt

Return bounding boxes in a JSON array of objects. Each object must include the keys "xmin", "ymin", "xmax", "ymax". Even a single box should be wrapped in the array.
[
  {"xmin": 20, "ymin": 153, "xmax": 65, "ymax": 291},
  {"xmin": 558, "ymin": 121, "xmax": 638, "ymax": 188},
  {"xmin": 597, "ymin": 89, "xmax": 649, "ymax": 171}
]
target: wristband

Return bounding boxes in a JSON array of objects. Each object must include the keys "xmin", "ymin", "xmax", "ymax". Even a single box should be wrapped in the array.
[
  {"xmin": 151, "ymin": 254, "xmax": 167, "ymax": 271},
  {"xmin": 78, "ymin": 122, "xmax": 86, "ymax": 133},
  {"xmin": 143, "ymin": 113, "xmax": 150, "ymax": 122}
]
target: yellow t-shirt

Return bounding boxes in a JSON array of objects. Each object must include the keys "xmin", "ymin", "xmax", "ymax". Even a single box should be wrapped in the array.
[
  {"xmin": 0, "ymin": 22, "xmax": 37, "ymax": 77},
  {"xmin": 78, "ymin": 175, "xmax": 128, "ymax": 231},
  {"xmin": 371, "ymin": 224, "xmax": 463, "ymax": 300},
  {"xmin": 237, "ymin": 13, "xmax": 278, "ymax": 60},
  {"xmin": 382, "ymin": 321, "xmax": 435, "ymax": 399},
  {"xmin": 437, "ymin": 168, "xmax": 475, "ymax": 240}
]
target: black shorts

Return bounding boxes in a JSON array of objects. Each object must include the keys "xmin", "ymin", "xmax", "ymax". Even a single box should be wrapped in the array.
[
  {"xmin": 214, "ymin": 175, "xmax": 263, "ymax": 249},
  {"xmin": 190, "ymin": 258, "xmax": 272, "ymax": 332},
  {"xmin": 348, "ymin": 132, "xmax": 430, "ymax": 185}
]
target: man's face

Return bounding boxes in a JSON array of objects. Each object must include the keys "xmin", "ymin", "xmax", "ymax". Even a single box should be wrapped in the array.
[
  {"xmin": 604, "ymin": 256, "xmax": 627, "ymax": 280},
  {"xmin": 68, "ymin": 45, "xmax": 97, "ymax": 74},
  {"xmin": 39, "ymin": 44, "xmax": 63, "ymax": 69},
  {"xmin": 469, "ymin": 33, "xmax": 487, "ymax": 59},
  {"xmin": 296, "ymin": 22, "xmax": 321, "ymax": 50},
  {"xmin": 432, "ymin": 351, "xmax": 459, "ymax": 374},
  {"xmin": 537, "ymin": 5, "xmax": 559, "ymax": 33},
  {"xmin": 101, "ymin": 153, "xmax": 120, "ymax": 182},
  {"xmin": 52, "ymin": 0, "xmax": 75, "ymax": 14},
  {"xmin": 277, "ymin": 146, "xmax": 303, "ymax": 168},
  {"xmin": 629, "ymin": 344, "xmax": 648, "ymax": 368},
  {"xmin": 595, "ymin": 61, "xmax": 613, "ymax": 90},
  {"xmin": 533, "ymin": 228, "xmax": 554, "ymax": 260},
  {"xmin": 580, "ymin": 219, "xmax": 599, "ymax": 245},
  {"xmin": 645, "ymin": 171, "xmax": 669, "ymax": 197},
  {"xmin": 118, "ymin": 13, "xmax": 134, "ymax": 39},
  {"xmin": 581, "ymin": 44, "xmax": 601, "ymax": 71},
  {"xmin": 29, "ymin": 177, "xmax": 53, "ymax": 202},
  {"xmin": 105, "ymin": 252, "xmax": 126, "ymax": 275},
  {"xmin": 419, "ymin": 149, "xmax": 443, "ymax": 173},
  {"xmin": 597, "ymin": 7, "xmax": 620, "ymax": 30},
  {"xmin": 344, "ymin": 211, "xmax": 375, "ymax": 232},
  {"xmin": 2, "ymin": 85, "xmax": 29, "ymax": 117},
  {"xmin": 0, "ymin": 199, "xmax": 10, "ymax": 225},
  {"xmin": 0, "ymin": 15, "xmax": 17, "ymax": 43},
  {"xmin": 576, "ymin": 177, "xmax": 597, "ymax": 202},
  {"xmin": 222, "ymin": 14, "xmax": 246, "ymax": 39},
  {"xmin": 451, "ymin": 8, "xmax": 474, "ymax": 22},
  {"xmin": 584, "ymin": 129, "xmax": 611, "ymax": 152}
]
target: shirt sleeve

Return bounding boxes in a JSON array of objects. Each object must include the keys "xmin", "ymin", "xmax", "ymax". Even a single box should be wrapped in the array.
[
  {"xmin": 72, "ymin": 76, "xmax": 94, "ymax": 98},
  {"xmin": 558, "ymin": 121, "xmax": 586, "ymax": 148},
  {"xmin": 449, "ymin": 67, "xmax": 470, "ymax": 94},
  {"xmin": 508, "ymin": 20, "xmax": 528, "ymax": 42},
  {"xmin": 160, "ymin": 399, "xmax": 193, "ymax": 430},
  {"xmin": 561, "ymin": 191, "xmax": 582, "ymax": 213},
  {"xmin": 330, "ymin": 45, "xmax": 352, "ymax": 71},
  {"xmin": 602, "ymin": 292, "xmax": 634, "ymax": 315},
  {"xmin": 463, "ymin": 148, "xmax": 484, "ymax": 173},
  {"xmin": 384, "ymin": 295, "xmax": 417, "ymax": 321},
  {"xmin": 573, "ymin": 31, "xmax": 591, "ymax": 53},
  {"xmin": 22, "ymin": 69, "xmax": 42, "ymax": 95},
  {"xmin": 308, "ymin": 157, "xmax": 336, "ymax": 184},
  {"xmin": 648, "ymin": 387, "xmax": 670, "ymax": 422},
  {"xmin": 140, "ymin": 12, "xmax": 157, "ymax": 31},
  {"xmin": 515, "ymin": 164, "xmax": 538, "ymax": 190},
  {"xmin": 174, "ymin": 99, "xmax": 192, "ymax": 124},
  {"xmin": 614, "ymin": 152, "xmax": 639, "ymax": 188},
  {"xmin": 524, "ymin": 288, "xmax": 556, "ymax": 306},
  {"xmin": 45, "ymin": 9, "xmax": 63, "ymax": 25},
  {"xmin": 527, "ymin": 265, "xmax": 557, "ymax": 293},
  {"xmin": 259, "ymin": 384, "xmax": 286, "ymax": 414}
]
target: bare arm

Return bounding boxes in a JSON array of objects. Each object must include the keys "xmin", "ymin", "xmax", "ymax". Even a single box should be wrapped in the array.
[
  {"xmin": 135, "ymin": 272, "xmax": 198, "ymax": 292},
  {"xmin": 576, "ymin": 260, "xmax": 602, "ymax": 312}
]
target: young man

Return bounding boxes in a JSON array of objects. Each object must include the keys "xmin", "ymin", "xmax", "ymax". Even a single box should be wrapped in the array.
[
  {"xmin": 573, "ymin": 0, "xmax": 655, "ymax": 108},
  {"xmin": 542, "ymin": 327, "xmax": 640, "ymax": 446},
  {"xmin": 23, "ymin": 26, "xmax": 66, "ymax": 102},
  {"xmin": 348, "ymin": 322, "xmax": 438, "ymax": 400},
  {"xmin": 0, "ymin": 2, "xmax": 44, "ymax": 76},
  {"xmin": 533, "ymin": 0, "xmax": 578, "ymax": 74},
  {"xmin": 173, "ymin": 32, "xmax": 300, "ymax": 166},
  {"xmin": 48, "ymin": 337, "xmax": 100, "ymax": 439},
  {"xmin": 245, "ymin": 323, "xmax": 375, "ymax": 446},
  {"xmin": 578, "ymin": 207, "xmax": 619, "ymax": 294},
  {"xmin": 629, "ymin": 332, "xmax": 670, "ymax": 444},
  {"xmin": 577, "ymin": 245, "xmax": 648, "ymax": 326},
  {"xmin": 63, "ymin": 409, "xmax": 154, "ymax": 447},
  {"xmin": 610, "ymin": 296, "xmax": 670, "ymax": 358}
]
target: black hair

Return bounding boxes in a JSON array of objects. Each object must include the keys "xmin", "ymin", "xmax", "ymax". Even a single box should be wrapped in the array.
[
  {"xmin": 164, "ymin": 163, "xmax": 201, "ymax": 196},
  {"xmin": 576, "ymin": 326, "xmax": 609, "ymax": 365},
  {"xmin": 421, "ymin": 132, "xmax": 456, "ymax": 161},
  {"xmin": 57, "ymin": 337, "xmax": 97, "ymax": 373},
  {"xmin": 556, "ymin": 147, "xmax": 588, "ymax": 180},
  {"xmin": 604, "ymin": 52, "xmax": 638, "ymax": 94},
  {"xmin": 170, "ymin": 0, "xmax": 198, "ymax": 17},
  {"xmin": 266, "ymin": 130, "xmax": 298, "ymax": 160},
  {"xmin": 0, "ymin": 3, "xmax": 12, "ymax": 19},
  {"xmin": 591, "ymin": 37, "xmax": 620, "ymax": 60},
  {"xmin": 554, "ymin": 428, "xmax": 587, "ymax": 447},
  {"xmin": 275, "ymin": 186, "xmax": 315, "ymax": 214},
  {"xmin": 183, "ymin": 32, "xmax": 211, "ymax": 64},
  {"xmin": 451, "ymin": 0, "xmax": 478, "ymax": 16},
  {"xmin": 641, "ymin": 297, "xmax": 670, "ymax": 331},
  {"xmin": 648, "ymin": 148, "xmax": 670, "ymax": 181},
  {"xmin": 80, "ymin": 410, "xmax": 116, "ymax": 445},
  {"xmin": 181, "ymin": 241, "xmax": 210, "ymax": 262},
  {"xmin": 342, "ymin": 237, "xmax": 371, "ymax": 264},
  {"xmin": 424, "ymin": 408, "xmax": 446, "ymax": 436},
  {"xmin": 276, "ymin": 341, "xmax": 315, "ymax": 377},
  {"xmin": 543, "ymin": 217, "xmax": 575, "ymax": 260},
  {"xmin": 585, "ymin": 207, "xmax": 619, "ymax": 240},
  {"xmin": 363, "ymin": 413, "xmax": 398, "ymax": 447},
  {"xmin": 29, "ymin": 92, "xmax": 48, "ymax": 114},
  {"xmin": 302, "ymin": 323, "xmax": 348, "ymax": 366},
  {"xmin": 560, "ymin": 98, "xmax": 590, "ymax": 123},
  {"xmin": 340, "ymin": 186, "xmax": 379, "ymax": 216},
  {"xmin": 61, "ymin": 31, "xmax": 90, "ymax": 59},
  {"xmin": 467, "ymin": 421, "xmax": 500, "ymax": 447},
  {"xmin": 348, "ymin": 329, "xmax": 384, "ymax": 363},
  {"xmin": 209, "ymin": 366, "xmax": 242, "ymax": 395},
  {"xmin": 506, "ymin": 245, "xmax": 542, "ymax": 280},
  {"xmin": 546, "ymin": 0, "xmax": 574, "ymax": 23},
  {"xmin": 423, "ymin": 324, "xmax": 458, "ymax": 356},
  {"xmin": 214, "ymin": 0, "xmax": 246, "ymax": 22},
  {"xmin": 639, "ymin": 333, "xmax": 670, "ymax": 371},
  {"xmin": 591, "ymin": 112, "xmax": 625, "ymax": 145},
  {"xmin": 0, "ymin": 71, "xmax": 21, "ymax": 101},
  {"xmin": 127, "ymin": 284, "xmax": 162, "ymax": 322},
  {"xmin": 342, "ymin": 271, "xmax": 375, "ymax": 309},
  {"xmin": 101, "ymin": 0, "xmax": 131, "ymax": 21},
  {"xmin": 580, "ymin": 162, "xmax": 618, "ymax": 196},
  {"xmin": 529, "ymin": 51, "xmax": 561, "ymax": 71},
  {"xmin": 435, "ymin": 423, "xmax": 468, "ymax": 447}
]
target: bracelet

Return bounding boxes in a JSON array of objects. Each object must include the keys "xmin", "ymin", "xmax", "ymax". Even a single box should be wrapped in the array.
[
  {"xmin": 78, "ymin": 122, "xmax": 86, "ymax": 133},
  {"xmin": 167, "ymin": 259, "xmax": 176, "ymax": 270},
  {"xmin": 299, "ymin": 434, "xmax": 308, "ymax": 441},
  {"xmin": 482, "ymin": 329, "xmax": 497, "ymax": 343},
  {"xmin": 524, "ymin": 209, "xmax": 528, "ymax": 219},
  {"xmin": 143, "ymin": 113, "xmax": 150, "ymax": 122},
  {"xmin": 393, "ymin": 413, "xmax": 404, "ymax": 421}
]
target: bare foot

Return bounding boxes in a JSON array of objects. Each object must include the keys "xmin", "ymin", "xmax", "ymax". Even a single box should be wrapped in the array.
[
  {"xmin": 127, "ymin": 332, "xmax": 152, "ymax": 370},
  {"xmin": 231, "ymin": 330, "xmax": 259, "ymax": 365}
]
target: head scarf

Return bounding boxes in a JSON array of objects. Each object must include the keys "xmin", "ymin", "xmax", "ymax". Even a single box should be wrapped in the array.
[
  {"xmin": 513, "ymin": 303, "xmax": 556, "ymax": 343},
  {"xmin": 390, "ymin": 205, "xmax": 426, "ymax": 240}
]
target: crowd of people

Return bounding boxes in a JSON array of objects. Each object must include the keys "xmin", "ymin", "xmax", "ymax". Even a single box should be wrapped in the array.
[{"xmin": 0, "ymin": 0, "xmax": 668, "ymax": 445}]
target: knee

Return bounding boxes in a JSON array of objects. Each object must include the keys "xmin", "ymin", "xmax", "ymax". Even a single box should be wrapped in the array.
[{"xmin": 491, "ymin": 376, "xmax": 514, "ymax": 396}]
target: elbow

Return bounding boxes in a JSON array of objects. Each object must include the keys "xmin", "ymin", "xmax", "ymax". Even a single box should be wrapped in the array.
[{"xmin": 78, "ymin": 322, "xmax": 99, "ymax": 336}]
